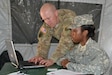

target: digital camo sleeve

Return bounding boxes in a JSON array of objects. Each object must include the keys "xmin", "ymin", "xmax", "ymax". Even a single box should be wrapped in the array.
[{"xmin": 66, "ymin": 55, "xmax": 109, "ymax": 75}]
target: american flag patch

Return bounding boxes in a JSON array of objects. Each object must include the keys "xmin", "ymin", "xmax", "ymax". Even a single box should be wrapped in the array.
[{"xmin": 41, "ymin": 27, "xmax": 46, "ymax": 33}]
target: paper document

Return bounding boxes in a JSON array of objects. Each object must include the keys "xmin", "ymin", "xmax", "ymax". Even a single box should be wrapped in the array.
[
  {"xmin": 47, "ymin": 69, "xmax": 86, "ymax": 75},
  {"xmin": 7, "ymin": 71, "xmax": 29, "ymax": 75}
]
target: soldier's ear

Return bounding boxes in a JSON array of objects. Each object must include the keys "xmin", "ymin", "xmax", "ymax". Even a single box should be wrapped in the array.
[
  {"xmin": 83, "ymin": 30, "xmax": 88, "ymax": 37},
  {"xmin": 55, "ymin": 10, "xmax": 58, "ymax": 16}
]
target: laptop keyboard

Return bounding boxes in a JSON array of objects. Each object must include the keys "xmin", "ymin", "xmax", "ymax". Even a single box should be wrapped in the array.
[{"xmin": 19, "ymin": 61, "xmax": 39, "ymax": 66}]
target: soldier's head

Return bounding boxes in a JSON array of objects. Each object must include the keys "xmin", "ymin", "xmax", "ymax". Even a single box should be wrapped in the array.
[
  {"xmin": 69, "ymin": 14, "xmax": 95, "ymax": 44},
  {"xmin": 40, "ymin": 3, "xmax": 59, "ymax": 28}
]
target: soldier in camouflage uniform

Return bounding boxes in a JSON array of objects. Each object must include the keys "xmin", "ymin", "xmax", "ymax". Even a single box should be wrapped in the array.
[
  {"xmin": 29, "ymin": 3, "xmax": 76, "ymax": 66},
  {"xmin": 56, "ymin": 14, "xmax": 110, "ymax": 75}
]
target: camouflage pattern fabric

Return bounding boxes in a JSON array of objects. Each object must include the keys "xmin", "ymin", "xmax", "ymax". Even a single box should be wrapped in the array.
[
  {"xmin": 57, "ymin": 38, "xmax": 110, "ymax": 75},
  {"xmin": 37, "ymin": 9, "xmax": 76, "ymax": 62},
  {"xmin": 68, "ymin": 14, "xmax": 94, "ymax": 29}
]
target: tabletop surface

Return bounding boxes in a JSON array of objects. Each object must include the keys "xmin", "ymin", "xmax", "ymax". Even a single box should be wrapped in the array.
[{"xmin": 0, "ymin": 62, "xmax": 62, "ymax": 75}]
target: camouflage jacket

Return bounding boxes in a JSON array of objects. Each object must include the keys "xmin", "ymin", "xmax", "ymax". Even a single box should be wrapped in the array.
[
  {"xmin": 37, "ymin": 9, "xmax": 76, "ymax": 62},
  {"xmin": 57, "ymin": 38, "xmax": 110, "ymax": 75}
]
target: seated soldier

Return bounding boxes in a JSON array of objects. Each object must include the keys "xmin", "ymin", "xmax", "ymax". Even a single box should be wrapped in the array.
[{"xmin": 56, "ymin": 14, "xmax": 110, "ymax": 75}]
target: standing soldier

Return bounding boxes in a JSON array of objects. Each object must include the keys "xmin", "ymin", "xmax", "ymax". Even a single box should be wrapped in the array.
[{"xmin": 29, "ymin": 3, "xmax": 76, "ymax": 66}]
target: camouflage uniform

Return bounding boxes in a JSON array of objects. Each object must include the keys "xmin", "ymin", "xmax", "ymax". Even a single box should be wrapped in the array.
[
  {"xmin": 57, "ymin": 38, "xmax": 110, "ymax": 75},
  {"xmin": 37, "ymin": 9, "xmax": 76, "ymax": 62},
  {"xmin": 57, "ymin": 14, "xmax": 110, "ymax": 75}
]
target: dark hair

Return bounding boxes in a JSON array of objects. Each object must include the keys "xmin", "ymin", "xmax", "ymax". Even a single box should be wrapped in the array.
[{"xmin": 81, "ymin": 25, "xmax": 95, "ymax": 38}]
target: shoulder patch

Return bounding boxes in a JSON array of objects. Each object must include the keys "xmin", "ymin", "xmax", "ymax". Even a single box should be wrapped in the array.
[{"xmin": 40, "ymin": 27, "xmax": 47, "ymax": 34}]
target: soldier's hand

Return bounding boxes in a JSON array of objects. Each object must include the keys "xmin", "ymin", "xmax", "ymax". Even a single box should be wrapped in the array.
[
  {"xmin": 39, "ymin": 59, "xmax": 54, "ymax": 67},
  {"xmin": 28, "ymin": 56, "xmax": 44, "ymax": 64},
  {"xmin": 61, "ymin": 59, "xmax": 69, "ymax": 68}
]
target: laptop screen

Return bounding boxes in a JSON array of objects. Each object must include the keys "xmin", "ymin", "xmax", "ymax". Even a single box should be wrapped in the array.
[{"xmin": 5, "ymin": 39, "xmax": 19, "ymax": 67}]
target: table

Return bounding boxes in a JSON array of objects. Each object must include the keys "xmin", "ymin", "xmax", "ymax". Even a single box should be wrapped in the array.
[{"xmin": 0, "ymin": 62, "xmax": 62, "ymax": 75}]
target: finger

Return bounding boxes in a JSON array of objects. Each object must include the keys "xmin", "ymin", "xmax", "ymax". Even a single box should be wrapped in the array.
[
  {"xmin": 40, "ymin": 60, "xmax": 47, "ymax": 65},
  {"xmin": 39, "ymin": 59, "xmax": 43, "ymax": 64},
  {"xmin": 42, "ymin": 61, "xmax": 46, "ymax": 65},
  {"xmin": 28, "ymin": 59, "xmax": 32, "ymax": 62},
  {"xmin": 34, "ymin": 58, "xmax": 38, "ymax": 64},
  {"xmin": 28, "ymin": 58, "xmax": 35, "ymax": 62},
  {"xmin": 45, "ymin": 62, "xmax": 53, "ymax": 67},
  {"xmin": 38, "ymin": 57, "xmax": 43, "ymax": 61},
  {"xmin": 44, "ymin": 61, "xmax": 49, "ymax": 66},
  {"xmin": 46, "ymin": 62, "xmax": 51, "ymax": 67}
]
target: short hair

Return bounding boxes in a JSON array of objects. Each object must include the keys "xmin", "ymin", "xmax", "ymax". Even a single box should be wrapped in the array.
[{"xmin": 81, "ymin": 25, "xmax": 95, "ymax": 38}]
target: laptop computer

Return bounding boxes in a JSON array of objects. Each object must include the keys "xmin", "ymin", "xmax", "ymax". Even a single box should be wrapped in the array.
[{"xmin": 5, "ymin": 39, "xmax": 45, "ymax": 69}]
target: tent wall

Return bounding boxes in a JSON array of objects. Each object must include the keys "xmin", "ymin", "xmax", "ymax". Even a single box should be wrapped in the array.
[
  {"xmin": 0, "ymin": 0, "xmax": 11, "ymax": 54},
  {"xmin": 0, "ymin": 0, "xmax": 112, "ymax": 69},
  {"xmin": 99, "ymin": 0, "xmax": 112, "ymax": 63}
]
